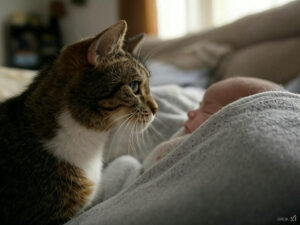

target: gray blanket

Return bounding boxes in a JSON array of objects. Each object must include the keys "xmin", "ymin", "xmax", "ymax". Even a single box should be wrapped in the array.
[{"xmin": 67, "ymin": 90, "xmax": 300, "ymax": 225}]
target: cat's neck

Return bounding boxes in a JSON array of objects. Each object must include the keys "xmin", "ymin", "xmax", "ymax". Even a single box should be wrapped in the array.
[
  {"xmin": 24, "ymin": 66, "xmax": 69, "ymax": 139},
  {"xmin": 44, "ymin": 109, "xmax": 109, "ymax": 183}
]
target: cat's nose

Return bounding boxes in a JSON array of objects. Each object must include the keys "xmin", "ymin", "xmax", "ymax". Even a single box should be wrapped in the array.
[
  {"xmin": 151, "ymin": 105, "xmax": 158, "ymax": 114},
  {"xmin": 148, "ymin": 99, "xmax": 158, "ymax": 115}
]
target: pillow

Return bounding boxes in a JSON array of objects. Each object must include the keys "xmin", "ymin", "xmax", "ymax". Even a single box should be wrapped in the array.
[
  {"xmin": 0, "ymin": 67, "xmax": 36, "ymax": 101},
  {"xmin": 213, "ymin": 37, "xmax": 300, "ymax": 85}
]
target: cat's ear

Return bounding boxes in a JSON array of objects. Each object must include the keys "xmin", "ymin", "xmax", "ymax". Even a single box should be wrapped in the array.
[
  {"xmin": 123, "ymin": 33, "xmax": 145, "ymax": 54},
  {"xmin": 88, "ymin": 20, "xmax": 127, "ymax": 65}
]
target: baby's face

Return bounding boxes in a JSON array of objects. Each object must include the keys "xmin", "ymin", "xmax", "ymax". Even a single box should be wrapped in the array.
[{"xmin": 184, "ymin": 77, "xmax": 283, "ymax": 134}]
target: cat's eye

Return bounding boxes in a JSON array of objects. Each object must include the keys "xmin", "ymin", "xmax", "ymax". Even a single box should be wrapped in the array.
[{"xmin": 129, "ymin": 81, "xmax": 140, "ymax": 94}]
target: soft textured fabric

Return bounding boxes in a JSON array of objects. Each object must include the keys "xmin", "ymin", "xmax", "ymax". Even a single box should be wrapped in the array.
[
  {"xmin": 140, "ymin": 1, "xmax": 300, "ymax": 84},
  {"xmin": 100, "ymin": 156, "xmax": 141, "ymax": 201},
  {"xmin": 147, "ymin": 61, "xmax": 210, "ymax": 88},
  {"xmin": 66, "ymin": 91, "xmax": 300, "ymax": 225},
  {"xmin": 213, "ymin": 37, "xmax": 300, "ymax": 84},
  {"xmin": 1, "ymin": 67, "xmax": 299, "ymax": 224},
  {"xmin": 0, "ymin": 67, "xmax": 36, "ymax": 101},
  {"xmin": 286, "ymin": 74, "xmax": 300, "ymax": 94},
  {"xmin": 99, "ymin": 86, "xmax": 203, "ymax": 203},
  {"xmin": 142, "ymin": 128, "xmax": 188, "ymax": 171}
]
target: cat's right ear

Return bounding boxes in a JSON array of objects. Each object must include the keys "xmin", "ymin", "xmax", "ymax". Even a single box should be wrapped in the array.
[{"xmin": 88, "ymin": 20, "xmax": 127, "ymax": 65}]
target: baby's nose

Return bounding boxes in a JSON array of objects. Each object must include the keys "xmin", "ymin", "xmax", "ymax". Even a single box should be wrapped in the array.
[{"xmin": 187, "ymin": 110, "xmax": 196, "ymax": 119}]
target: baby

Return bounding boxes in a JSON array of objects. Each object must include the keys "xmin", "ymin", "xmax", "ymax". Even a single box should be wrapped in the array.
[
  {"xmin": 101, "ymin": 77, "xmax": 284, "ymax": 201},
  {"xmin": 143, "ymin": 77, "xmax": 283, "ymax": 171}
]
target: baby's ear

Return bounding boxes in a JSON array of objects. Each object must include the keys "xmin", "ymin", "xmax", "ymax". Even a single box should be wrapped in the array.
[
  {"xmin": 88, "ymin": 20, "xmax": 127, "ymax": 65},
  {"xmin": 123, "ymin": 33, "xmax": 145, "ymax": 54}
]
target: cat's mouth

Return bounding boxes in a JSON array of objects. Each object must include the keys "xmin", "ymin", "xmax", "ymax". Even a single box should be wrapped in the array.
[
  {"xmin": 123, "ymin": 112, "xmax": 154, "ymax": 132},
  {"xmin": 109, "ymin": 108, "xmax": 154, "ymax": 130},
  {"xmin": 137, "ymin": 114, "xmax": 154, "ymax": 125},
  {"xmin": 137, "ymin": 113, "xmax": 155, "ymax": 130}
]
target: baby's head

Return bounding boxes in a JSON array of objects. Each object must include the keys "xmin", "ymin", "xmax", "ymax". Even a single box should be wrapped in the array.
[{"xmin": 184, "ymin": 77, "xmax": 283, "ymax": 134}]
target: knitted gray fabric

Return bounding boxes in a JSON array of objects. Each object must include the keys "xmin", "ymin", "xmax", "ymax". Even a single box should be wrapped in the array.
[
  {"xmin": 100, "ymin": 155, "xmax": 141, "ymax": 201},
  {"xmin": 67, "ymin": 91, "xmax": 300, "ymax": 225}
]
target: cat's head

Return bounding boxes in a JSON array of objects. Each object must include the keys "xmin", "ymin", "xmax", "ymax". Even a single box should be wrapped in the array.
[{"xmin": 55, "ymin": 21, "xmax": 158, "ymax": 131}]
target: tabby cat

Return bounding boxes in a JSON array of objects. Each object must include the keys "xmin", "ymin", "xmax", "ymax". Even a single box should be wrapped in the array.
[{"xmin": 0, "ymin": 21, "xmax": 158, "ymax": 225}]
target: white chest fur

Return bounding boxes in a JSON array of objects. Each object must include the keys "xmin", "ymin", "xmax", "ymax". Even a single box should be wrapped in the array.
[{"xmin": 44, "ymin": 110, "xmax": 108, "ymax": 205}]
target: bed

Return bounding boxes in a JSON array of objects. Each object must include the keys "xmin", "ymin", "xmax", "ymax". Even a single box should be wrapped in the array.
[
  {"xmin": 0, "ymin": 64, "xmax": 300, "ymax": 225},
  {"xmin": 1, "ymin": 2, "xmax": 300, "ymax": 224}
]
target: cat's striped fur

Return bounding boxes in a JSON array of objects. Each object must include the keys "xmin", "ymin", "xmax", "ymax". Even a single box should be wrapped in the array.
[{"xmin": 0, "ymin": 21, "xmax": 157, "ymax": 225}]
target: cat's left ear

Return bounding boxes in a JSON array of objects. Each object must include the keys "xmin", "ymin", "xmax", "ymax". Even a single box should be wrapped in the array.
[
  {"xmin": 123, "ymin": 33, "xmax": 145, "ymax": 54},
  {"xmin": 88, "ymin": 20, "xmax": 127, "ymax": 65}
]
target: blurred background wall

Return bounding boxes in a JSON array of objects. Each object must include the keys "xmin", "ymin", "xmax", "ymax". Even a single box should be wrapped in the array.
[
  {"xmin": 60, "ymin": 0, "xmax": 118, "ymax": 44},
  {"xmin": 0, "ymin": 0, "xmax": 296, "ymax": 69},
  {"xmin": 0, "ymin": 0, "xmax": 45, "ymax": 66},
  {"xmin": 0, "ymin": 0, "xmax": 118, "ymax": 68}
]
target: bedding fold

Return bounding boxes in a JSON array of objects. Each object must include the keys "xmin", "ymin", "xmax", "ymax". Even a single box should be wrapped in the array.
[{"xmin": 67, "ymin": 91, "xmax": 300, "ymax": 225}]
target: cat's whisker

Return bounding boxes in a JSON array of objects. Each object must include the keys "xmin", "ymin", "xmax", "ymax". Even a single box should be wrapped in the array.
[
  {"xmin": 133, "ymin": 121, "xmax": 139, "ymax": 151},
  {"xmin": 135, "ymin": 44, "xmax": 143, "ymax": 61},
  {"xmin": 129, "ymin": 119, "xmax": 137, "ymax": 157},
  {"xmin": 153, "ymin": 116, "xmax": 171, "ymax": 130},
  {"xmin": 142, "ymin": 44, "xmax": 165, "ymax": 66},
  {"xmin": 142, "ymin": 124, "xmax": 158, "ymax": 157},
  {"xmin": 117, "ymin": 112, "xmax": 136, "ymax": 158},
  {"xmin": 134, "ymin": 120, "xmax": 143, "ymax": 159},
  {"xmin": 101, "ymin": 114, "xmax": 112, "ymax": 123},
  {"xmin": 102, "ymin": 110, "xmax": 132, "ymax": 124},
  {"xmin": 134, "ymin": 120, "xmax": 140, "ymax": 157},
  {"xmin": 128, "ymin": 115, "xmax": 140, "ymax": 158},
  {"xmin": 148, "ymin": 122, "xmax": 167, "ymax": 141},
  {"xmin": 112, "ymin": 113, "xmax": 134, "ymax": 140},
  {"xmin": 112, "ymin": 113, "xmax": 134, "ymax": 124},
  {"xmin": 107, "ymin": 113, "xmax": 134, "ymax": 161},
  {"xmin": 139, "ymin": 120, "xmax": 151, "ymax": 159},
  {"xmin": 129, "ymin": 122, "xmax": 136, "ymax": 157},
  {"xmin": 127, "ymin": 121, "xmax": 134, "ymax": 156},
  {"xmin": 141, "ymin": 121, "xmax": 147, "ymax": 150}
]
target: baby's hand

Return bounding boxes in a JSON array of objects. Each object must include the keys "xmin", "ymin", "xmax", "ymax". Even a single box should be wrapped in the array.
[{"xmin": 142, "ymin": 135, "xmax": 189, "ymax": 172}]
